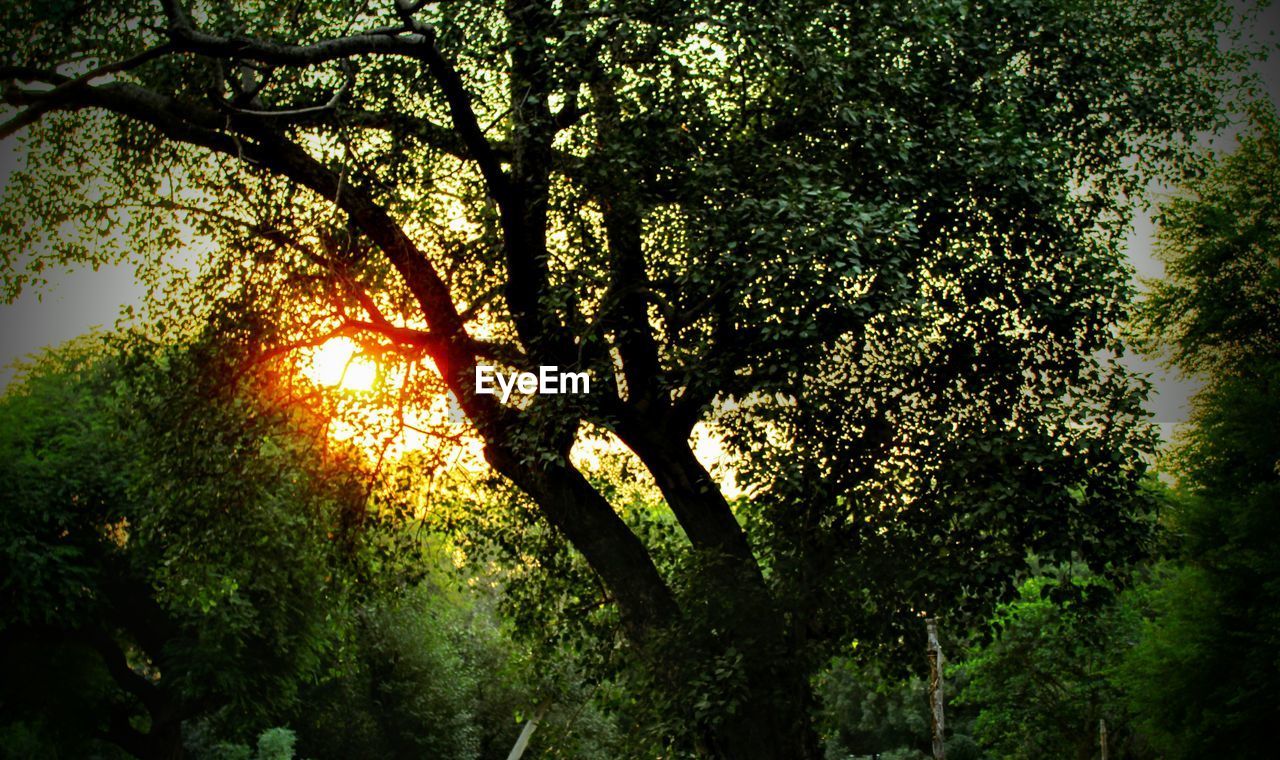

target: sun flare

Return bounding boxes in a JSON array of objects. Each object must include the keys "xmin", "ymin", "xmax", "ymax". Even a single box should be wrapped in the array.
[{"xmin": 303, "ymin": 337, "xmax": 378, "ymax": 392}]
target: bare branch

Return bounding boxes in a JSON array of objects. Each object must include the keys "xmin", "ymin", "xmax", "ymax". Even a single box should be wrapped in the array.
[
  {"xmin": 0, "ymin": 43, "xmax": 173, "ymax": 139},
  {"xmin": 160, "ymin": 0, "xmax": 426, "ymax": 66},
  {"xmin": 218, "ymin": 60, "xmax": 356, "ymax": 118}
]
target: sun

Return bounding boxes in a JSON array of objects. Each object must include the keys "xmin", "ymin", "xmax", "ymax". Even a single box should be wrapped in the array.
[{"xmin": 303, "ymin": 337, "xmax": 378, "ymax": 392}]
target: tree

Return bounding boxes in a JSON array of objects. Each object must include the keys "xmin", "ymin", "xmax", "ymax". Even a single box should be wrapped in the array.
[
  {"xmin": 0, "ymin": 334, "xmax": 366, "ymax": 759},
  {"xmin": 1122, "ymin": 105, "xmax": 1280, "ymax": 758},
  {"xmin": 957, "ymin": 573, "xmax": 1145, "ymax": 760},
  {"xmin": 0, "ymin": 1, "xmax": 1247, "ymax": 755}
]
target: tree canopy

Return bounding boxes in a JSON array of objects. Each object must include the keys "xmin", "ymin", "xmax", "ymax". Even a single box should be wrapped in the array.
[
  {"xmin": 0, "ymin": 333, "xmax": 363, "ymax": 756},
  {"xmin": 1122, "ymin": 106, "xmax": 1280, "ymax": 758},
  {"xmin": 0, "ymin": 0, "xmax": 1255, "ymax": 756}
]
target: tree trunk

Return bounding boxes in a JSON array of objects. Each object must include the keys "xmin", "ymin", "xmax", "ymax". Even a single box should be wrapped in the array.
[
  {"xmin": 488, "ymin": 429, "xmax": 821, "ymax": 758},
  {"xmin": 610, "ymin": 423, "xmax": 823, "ymax": 758},
  {"xmin": 484, "ymin": 445, "xmax": 679, "ymax": 638}
]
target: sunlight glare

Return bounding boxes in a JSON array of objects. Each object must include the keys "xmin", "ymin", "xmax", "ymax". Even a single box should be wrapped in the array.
[{"xmin": 305, "ymin": 337, "xmax": 377, "ymax": 392}]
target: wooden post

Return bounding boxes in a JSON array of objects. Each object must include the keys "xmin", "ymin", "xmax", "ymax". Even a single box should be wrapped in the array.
[
  {"xmin": 506, "ymin": 699, "xmax": 550, "ymax": 760},
  {"xmin": 927, "ymin": 618, "xmax": 946, "ymax": 760},
  {"xmin": 1099, "ymin": 718, "xmax": 1109, "ymax": 760}
]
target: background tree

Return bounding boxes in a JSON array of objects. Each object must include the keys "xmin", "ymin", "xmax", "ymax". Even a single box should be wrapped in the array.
[
  {"xmin": 1122, "ymin": 104, "xmax": 1280, "ymax": 758},
  {"xmin": 956, "ymin": 573, "xmax": 1144, "ymax": 760},
  {"xmin": 0, "ymin": 0, "xmax": 1250, "ymax": 755},
  {"xmin": 0, "ymin": 332, "xmax": 364, "ymax": 758}
]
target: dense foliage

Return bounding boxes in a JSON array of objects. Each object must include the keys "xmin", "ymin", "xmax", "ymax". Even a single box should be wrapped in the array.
[
  {"xmin": 957, "ymin": 573, "xmax": 1141, "ymax": 759},
  {"xmin": 0, "ymin": 334, "xmax": 360, "ymax": 756},
  {"xmin": 0, "ymin": 337, "xmax": 618, "ymax": 759},
  {"xmin": 1121, "ymin": 107, "xmax": 1280, "ymax": 758},
  {"xmin": 950, "ymin": 108, "xmax": 1280, "ymax": 760},
  {"xmin": 0, "ymin": 0, "xmax": 1270, "ymax": 757}
]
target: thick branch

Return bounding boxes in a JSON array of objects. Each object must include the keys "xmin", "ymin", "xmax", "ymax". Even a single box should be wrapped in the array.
[
  {"xmin": 617, "ymin": 417, "xmax": 760, "ymax": 567},
  {"xmin": 160, "ymin": 0, "xmax": 509, "ymax": 194},
  {"xmin": 601, "ymin": 200, "xmax": 664, "ymax": 405},
  {"xmin": 593, "ymin": 74, "xmax": 663, "ymax": 408},
  {"xmin": 496, "ymin": 0, "xmax": 577, "ymax": 364},
  {"xmin": 410, "ymin": 29, "xmax": 511, "ymax": 197},
  {"xmin": 486, "ymin": 447, "xmax": 678, "ymax": 637},
  {"xmin": 2, "ymin": 78, "xmax": 519, "ymax": 431},
  {"xmin": 161, "ymin": 1, "xmax": 428, "ymax": 67},
  {"xmin": 0, "ymin": 43, "xmax": 171, "ymax": 139}
]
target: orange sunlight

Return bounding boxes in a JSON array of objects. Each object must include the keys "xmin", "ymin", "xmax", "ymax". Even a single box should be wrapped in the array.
[
  {"xmin": 293, "ymin": 338, "xmax": 484, "ymax": 472},
  {"xmin": 303, "ymin": 337, "xmax": 378, "ymax": 392}
]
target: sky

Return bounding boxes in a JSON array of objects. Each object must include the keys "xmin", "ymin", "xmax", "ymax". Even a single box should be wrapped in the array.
[
  {"xmin": 1120, "ymin": 0, "xmax": 1280, "ymax": 431},
  {"xmin": 0, "ymin": 260, "xmax": 147, "ymax": 386},
  {"xmin": 1, "ymin": 4, "xmax": 1277, "ymax": 433}
]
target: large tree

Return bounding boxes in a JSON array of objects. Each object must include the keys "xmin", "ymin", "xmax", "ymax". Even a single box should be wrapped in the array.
[{"xmin": 0, "ymin": 0, "xmax": 1246, "ymax": 755}]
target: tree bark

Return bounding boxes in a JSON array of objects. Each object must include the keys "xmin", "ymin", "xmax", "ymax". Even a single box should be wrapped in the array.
[{"xmin": 616, "ymin": 421, "xmax": 820, "ymax": 759}]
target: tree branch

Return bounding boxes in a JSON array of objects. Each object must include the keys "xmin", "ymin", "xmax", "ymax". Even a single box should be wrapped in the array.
[
  {"xmin": 216, "ymin": 60, "xmax": 356, "ymax": 118},
  {"xmin": 160, "ymin": 0, "xmax": 429, "ymax": 66},
  {"xmin": 0, "ymin": 43, "xmax": 172, "ymax": 139},
  {"xmin": 1, "ymin": 77, "xmax": 524, "ymax": 434}
]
